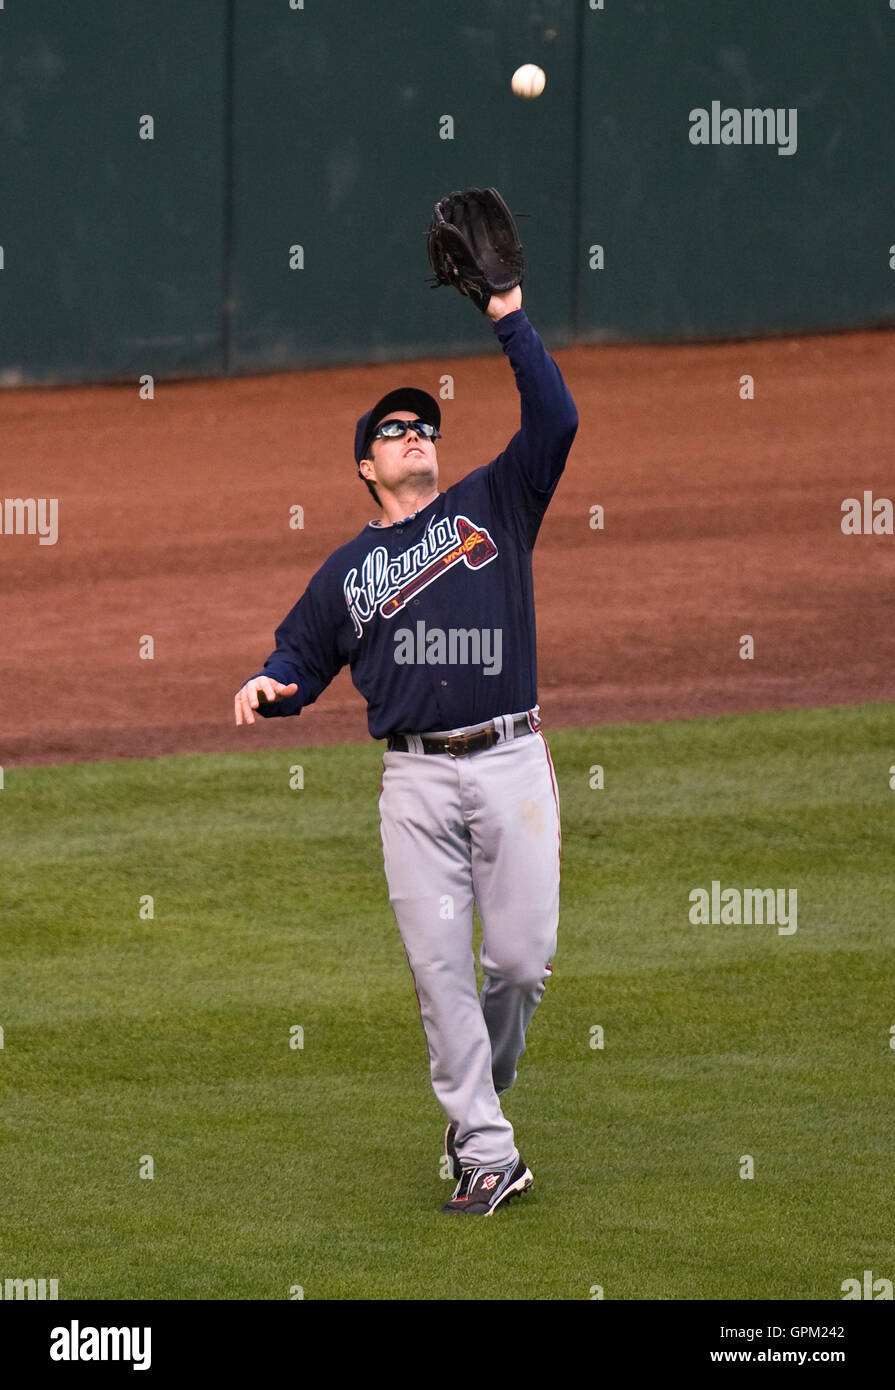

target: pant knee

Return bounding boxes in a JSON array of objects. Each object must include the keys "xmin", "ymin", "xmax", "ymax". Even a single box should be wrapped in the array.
[{"xmin": 484, "ymin": 957, "xmax": 550, "ymax": 992}]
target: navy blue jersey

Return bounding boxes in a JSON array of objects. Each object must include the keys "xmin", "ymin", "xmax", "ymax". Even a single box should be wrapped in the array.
[{"xmin": 249, "ymin": 309, "xmax": 578, "ymax": 738}]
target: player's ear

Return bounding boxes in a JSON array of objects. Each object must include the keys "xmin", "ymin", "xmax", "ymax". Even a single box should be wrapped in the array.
[{"xmin": 358, "ymin": 456, "xmax": 382, "ymax": 508}]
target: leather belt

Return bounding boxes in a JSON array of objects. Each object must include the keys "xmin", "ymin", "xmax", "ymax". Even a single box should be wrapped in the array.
[{"xmin": 387, "ymin": 711, "xmax": 538, "ymax": 757}]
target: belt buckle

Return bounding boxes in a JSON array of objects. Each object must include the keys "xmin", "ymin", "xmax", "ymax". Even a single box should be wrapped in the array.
[{"xmin": 446, "ymin": 727, "xmax": 495, "ymax": 757}]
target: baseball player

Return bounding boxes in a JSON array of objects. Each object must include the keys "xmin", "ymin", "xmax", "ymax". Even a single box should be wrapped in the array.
[{"xmin": 235, "ymin": 206, "xmax": 577, "ymax": 1215}]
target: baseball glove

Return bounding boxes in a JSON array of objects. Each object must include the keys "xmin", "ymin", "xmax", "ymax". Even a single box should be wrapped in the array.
[{"xmin": 427, "ymin": 187, "xmax": 524, "ymax": 313}]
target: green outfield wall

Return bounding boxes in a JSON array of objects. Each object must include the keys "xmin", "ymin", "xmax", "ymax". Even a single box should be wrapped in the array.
[
  {"xmin": 576, "ymin": 0, "xmax": 895, "ymax": 342},
  {"xmin": 1, "ymin": 0, "xmax": 892, "ymax": 383},
  {"xmin": 0, "ymin": 0, "xmax": 226, "ymax": 385}
]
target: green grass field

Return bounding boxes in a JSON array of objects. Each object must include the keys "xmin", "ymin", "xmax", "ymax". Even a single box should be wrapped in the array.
[{"xmin": 2, "ymin": 703, "xmax": 893, "ymax": 1300}]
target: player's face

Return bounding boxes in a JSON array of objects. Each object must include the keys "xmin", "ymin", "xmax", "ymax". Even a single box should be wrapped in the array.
[{"xmin": 365, "ymin": 411, "xmax": 439, "ymax": 493}]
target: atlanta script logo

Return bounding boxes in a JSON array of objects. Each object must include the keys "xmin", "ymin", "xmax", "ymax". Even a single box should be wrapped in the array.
[{"xmin": 343, "ymin": 513, "xmax": 498, "ymax": 637}]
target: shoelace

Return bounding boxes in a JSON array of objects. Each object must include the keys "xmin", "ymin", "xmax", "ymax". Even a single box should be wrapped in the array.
[{"xmin": 453, "ymin": 1169, "xmax": 476, "ymax": 1199}]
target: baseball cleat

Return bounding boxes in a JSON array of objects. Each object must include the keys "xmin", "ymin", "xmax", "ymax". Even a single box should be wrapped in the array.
[
  {"xmin": 440, "ymin": 1157, "xmax": 533, "ymax": 1216},
  {"xmin": 444, "ymin": 1122, "xmax": 461, "ymax": 1181}
]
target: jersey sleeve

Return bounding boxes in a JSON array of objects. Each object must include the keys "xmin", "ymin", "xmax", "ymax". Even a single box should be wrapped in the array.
[
  {"xmin": 247, "ymin": 562, "xmax": 349, "ymax": 718},
  {"xmin": 485, "ymin": 308, "xmax": 579, "ymax": 547}
]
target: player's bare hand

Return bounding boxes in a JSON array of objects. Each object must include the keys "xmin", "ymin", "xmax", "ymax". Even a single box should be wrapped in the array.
[
  {"xmin": 234, "ymin": 677, "xmax": 299, "ymax": 726},
  {"xmin": 485, "ymin": 286, "xmax": 523, "ymax": 321}
]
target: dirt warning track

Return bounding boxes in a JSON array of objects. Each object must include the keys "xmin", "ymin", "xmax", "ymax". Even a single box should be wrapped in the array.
[{"xmin": 2, "ymin": 328, "xmax": 894, "ymax": 765}]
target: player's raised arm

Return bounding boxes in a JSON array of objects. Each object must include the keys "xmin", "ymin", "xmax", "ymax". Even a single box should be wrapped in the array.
[
  {"xmin": 485, "ymin": 287, "xmax": 523, "ymax": 321},
  {"xmin": 427, "ymin": 187, "xmax": 578, "ymax": 501},
  {"xmin": 487, "ymin": 298, "xmax": 578, "ymax": 494}
]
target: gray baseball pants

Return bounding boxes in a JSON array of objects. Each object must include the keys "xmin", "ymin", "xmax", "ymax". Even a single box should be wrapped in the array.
[{"xmin": 379, "ymin": 712, "xmax": 560, "ymax": 1170}]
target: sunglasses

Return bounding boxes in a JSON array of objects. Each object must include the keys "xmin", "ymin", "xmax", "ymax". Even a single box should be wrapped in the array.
[{"xmin": 372, "ymin": 418, "xmax": 441, "ymax": 442}]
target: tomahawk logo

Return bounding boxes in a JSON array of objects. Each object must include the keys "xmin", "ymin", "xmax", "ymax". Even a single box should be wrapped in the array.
[
  {"xmin": 50, "ymin": 1321, "xmax": 151, "ymax": 1371},
  {"xmin": 344, "ymin": 513, "xmax": 498, "ymax": 637}
]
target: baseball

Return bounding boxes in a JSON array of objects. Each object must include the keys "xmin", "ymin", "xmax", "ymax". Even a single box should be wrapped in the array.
[{"xmin": 511, "ymin": 64, "xmax": 546, "ymax": 100}]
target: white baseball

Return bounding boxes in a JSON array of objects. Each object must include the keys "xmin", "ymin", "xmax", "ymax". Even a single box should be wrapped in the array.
[{"xmin": 511, "ymin": 64, "xmax": 546, "ymax": 100}]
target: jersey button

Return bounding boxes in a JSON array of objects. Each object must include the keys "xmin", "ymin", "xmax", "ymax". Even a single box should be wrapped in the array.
[{"xmin": 441, "ymin": 680, "xmax": 447, "ymax": 686}]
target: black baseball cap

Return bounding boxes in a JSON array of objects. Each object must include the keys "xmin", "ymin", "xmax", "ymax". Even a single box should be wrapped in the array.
[{"xmin": 354, "ymin": 388, "xmax": 441, "ymax": 467}]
